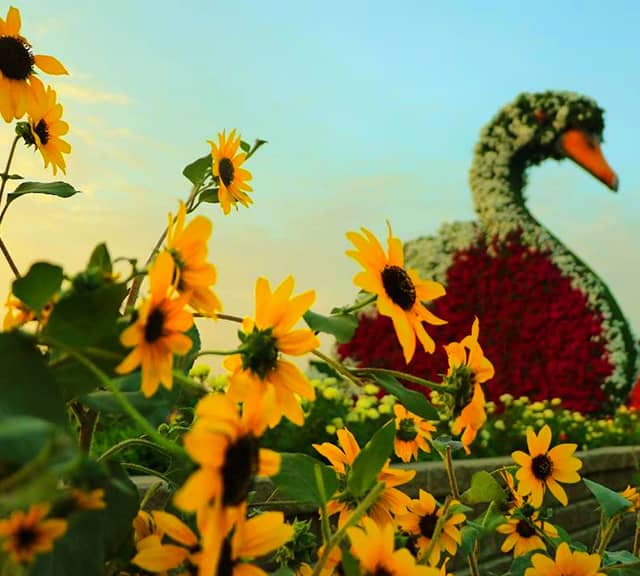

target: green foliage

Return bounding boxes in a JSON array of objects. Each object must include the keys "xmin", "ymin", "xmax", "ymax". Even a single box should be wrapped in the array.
[
  {"xmin": 462, "ymin": 471, "xmax": 506, "ymax": 505},
  {"xmin": 7, "ymin": 180, "xmax": 81, "ymax": 203},
  {"xmin": 0, "ymin": 332, "xmax": 65, "ymax": 425},
  {"xmin": 12, "ymin": 262, "xmax": 62, "ymax": 313},
  {"xmin": 272, "ymin": 454, "xmax": 338, "ymax": 506},
  {"xmin": 182, "ymin": 154, "xmax": 211, "ymax": 186},
  {"xmin": 346, "ymin": 419, "xmax": 394, "ymax": 498},
  {"xmin": 584, "ymin": 478, "xmax": 632, "ymax": 520},
  {"xmin": 370, "ymin": 372, "xmax": 438, "ymax": 419},
  {"xmin": 303, "ymin": 309, "xmax": 358, "ymax": 343}
]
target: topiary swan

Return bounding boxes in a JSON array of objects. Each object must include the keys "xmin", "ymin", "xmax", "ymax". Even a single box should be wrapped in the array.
[{"xmin": 339, "ymin": 91, "xmax": 638, "ymax": 412}]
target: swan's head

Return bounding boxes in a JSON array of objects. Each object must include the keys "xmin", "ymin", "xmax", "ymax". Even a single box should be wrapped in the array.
[{"xmin": 478, "ymin": 91, "xmax": 618, "ymax": 191}]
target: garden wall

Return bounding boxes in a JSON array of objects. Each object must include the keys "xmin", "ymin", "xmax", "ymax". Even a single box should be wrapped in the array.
[{"xmin": 135, "ymin": 445, "xmax": 640, "ymax": 575}]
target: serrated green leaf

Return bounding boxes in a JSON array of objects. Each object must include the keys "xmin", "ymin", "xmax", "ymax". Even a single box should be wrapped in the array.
[
  {"xmin": 7, "ymin": 180, "xmax": 81, "ymax": 203},
  {"xmin": 584, "ymin": 478, "xmax": 632, "ymax": 520},
  {"xmin": 347, "ymin": 420, "xmax": 395, "ymax": 498},
  {"xmin": 272, "ymin": 453, "xmax": 339, "ymax": 506},
  {"xmin": 303, "ymin": 310, "xmax": 358, "ymax": 343},
  {"xmin": 462, "ymin": 471, "xmax": 506, "ymax": 505},
  {"xmin": 43, "ymin": 282, "xmax": 127, "ymax": 347},
  {"xmin": 370, "ymin": 373, "xmax": 438, "ymax": 420},
  {"xmin": 183, "ymin": 154, "xmax": 211, "ymax": 185},
  {"xmin": 12, "ymin": 262, "xmax": 63, "ymax": 312},
  {"xmin": 0, "ymin": 332, "xmax": 65, "ymax": 425}
]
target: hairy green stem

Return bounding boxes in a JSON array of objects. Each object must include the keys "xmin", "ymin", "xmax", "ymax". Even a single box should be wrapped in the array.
[
  {"xmin": 352, "ymin": 367, "xmax": 455, "ymax": 393},
  {"xmin": 311, "ymin": 482, "xmax": 385, "ymax": 576},
  {"xmin": 311, "ymin": 349, "xmax": 366, "ymax": 389},
  {"xmin": 313, "ymin": 464, "xmax": 333, "ymax": 546}
]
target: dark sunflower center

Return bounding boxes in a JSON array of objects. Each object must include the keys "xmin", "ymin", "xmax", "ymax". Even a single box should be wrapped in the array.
[
  {"xmin": 381, "ymin": 265, "xmax": 416, "ymax": 311},
  {"xmin": 418, "ymin": 513, "xmax": 438, "ymax": 539},
  {"xmin": 33, "ymin": 119, "xmax": 50, "ymax": 146},
  {"xmin": 370, "ymin": 568, "xmax": 393, "ymax": 576},
  {"xmin": 531, "ymin": 454, "xmax": 553, "ymax": 480},
  {"xmin": 396, "ymin": 418, "xmax": 418, "ymax": 442},
  {"xmin": 239, "ymin": 327, "xmax": 279, "ymax": 379},
  {"xmin": 144, "ymin": 307, "xmax": 165, "ymax": 343},
  {"xmin": 222, "ymin": 434, "xmax": 259, "ymax": 506},
  {"xmin": 449, "ymin": 365, "xmax": 475, "ymax": 413},
  {"xmin": 0, "ymin": 36, "xmax": 34, "ymax": 80},
  {"xmin": 15, "ymin": 527, "xmax": 38, "ymax": 550},
  {"xmin": 218, "ymin": 157, "xmax": 235, "ymax": 187},
  {"xmin": 217, "ymin": 538, "xmax": 235, "ymax": 576},
  {"xmin": 515, "ymin": 519, "xmax": 536, "ymax": 538}
]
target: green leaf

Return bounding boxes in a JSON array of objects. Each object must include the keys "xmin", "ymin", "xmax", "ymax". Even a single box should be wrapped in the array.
[
  {"xmin": 12, "ymin": 262, "xmax": 63, "ymax": 312},
  {"xmin": 87, "ymin": 243, "xmax": 112, "ymax": 274},
  {"xmin": 0, "ymin": 332, "xmax": 65, "ymax": 424},
  {"xmin": 303, "ymin": 310, "xmax": 358, "ymax": 343},
  {"xmin": 43, "ymin": 282, "xmax": 127, "ymax": 347},
  {"xmin": 509, "ymin": 551, "xmax": 536, "ymax": 576},
  {"xmin": 341, "ymin": 547, "xmax": 360, "ymax": 576},
  {"xmin": 240, "ymin": 140, "xmax": 251, "ymax": 153},
  {"xmin": 584, "ymin": 478, "xmax": 632, "ymax": 520},
  {"xmin": 347, "ymin": 420, "xmax": 395, "ymax": 498},
  {"xmin": 198, "ymin": 187, "xmax": 219, "ymax": 203},
  {"xmin": 432, "ymin": 435, "xmax": 465, "ymax": 453},
  {"xmin": 0, "ymin": 416, "xmax": 56, "ymax": 469},
  {"xmin": 462, "ymin": 471, "xmax": 506, "ymax": 505},
  {"xmin": 7, "ymin": 173, "xmax": 22, "ymax": 180},
  {"xmin": 174, "ymin": 324, "xmax": 201, "ymax": 374},
  {"xmin": 272, "ymin": 453, "xmax": 339, "ymax": 506},
  {"xmin": 7, "ymin": 180, "xmax": 81, "ymax": 203},
  {"xmin": 183, "ymin": 154, "xmax": 211, "ymax": 185},
  {"xmin": 370, "ymin": 373, "xmax": 438, "ymax": 420},
  {"xmin": 603, "ymin": 550, "xmax": 640, "ymax": 567},
  {"xmin": 81, "ymin": 372, "xmax": 177, "ymax": 427}
]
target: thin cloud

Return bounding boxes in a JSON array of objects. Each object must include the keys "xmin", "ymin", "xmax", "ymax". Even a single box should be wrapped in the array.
[{"xmin": 55, "ymin": 83, "xmax": 132, "ymax": 105}]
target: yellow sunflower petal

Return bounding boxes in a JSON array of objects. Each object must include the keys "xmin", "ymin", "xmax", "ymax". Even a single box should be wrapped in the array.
[{"xmin": 33, "ymin": 54, "xmax": 68, "ymax": 75}]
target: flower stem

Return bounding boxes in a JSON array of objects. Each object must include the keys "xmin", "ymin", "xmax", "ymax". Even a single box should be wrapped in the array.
[
  {"xmin": 0, "ymin": 135, "xmax": 20, "ymax": 207},
  {"xmin": 311, "ymin": 349, "xmax": 366, "ymax": 389},
  {"xmin": 216, "ymin": 312, "xmax": 244, "ymax": 323},
  {"xmin": 97, "ymin": 437, "xmax": 170, "ymax": 463},
  {"xmin": 313, "ymin": 464, "xmax": 333, "ymax": 546},
  {"xmin": 352, "ymin": 367, "xmax": 456, "ymax": 393},
  {"xmin": 42, "ymin": 337, "xmax": 186, "ymax": 459},
  {"xmin": 595, "ymin": 514, "xmax": 621, "ymax": 556},
  {"xmin": 311, "ymin": 481, "xmax": 385, "ymax": 576},
  {"xmin": 124, "ymin": 182, "xmax": 200, "ymax": 309},
  {"xmin": 71, "ymin": 401, "xmax": 99, "ymax": 453},
  {"xmin": 633, "ymin": 512, "xmax": 640, "ymax": 556},
  {"xmin": 197, "ymin": 348, "xmax": 244, "ymax": 357},
  {"xmin": 444, "ymin": 445, "xmax": 460, "ymax": 499},
  {"xmin": 121, "ymin": 463, "xmax": 173, "ymax": 485},
  {"xmin": 0, "ymin": 236, "xmax": 20, "ymax": 277},
  {"xmin": 338, "ymin": 293, "xmax": 377, "ymax": 314}
]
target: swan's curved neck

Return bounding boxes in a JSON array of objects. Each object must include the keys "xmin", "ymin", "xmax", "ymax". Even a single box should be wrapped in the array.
[{"xmin": 469, "ymin": 132, "xmax": 541, "ymax": 237}]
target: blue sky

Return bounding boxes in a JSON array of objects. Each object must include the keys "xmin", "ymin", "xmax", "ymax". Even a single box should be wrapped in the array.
[{"xmin": 1, "ymin": 1, "xmax": 639, "ymax": 358}]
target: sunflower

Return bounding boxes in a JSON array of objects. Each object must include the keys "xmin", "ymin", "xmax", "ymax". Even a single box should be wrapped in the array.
[
  {"xmin": 23, "ymin": 76, "xmax": 71, "ymax": 175},
  {"xmin": 346, "ymin": 223, "xmax": 446, "ymax": 363},
  {"xmin": 621, "ymin": 485, "xmax": 640, "ymax": 512},
  {"xmin": 313, "ymin": 427, "xmax": 415, "ymax": 528},
  {"xmin": 443, "ymin": 317, "xmax": 494, "ymax": 454},
  {"xmin": 165, "ymin": 201, "xmax": 222, "ymax": 317},
  {"xmin": 496, "ymin": 513, "xmax": 558, "ymax": 557},
  {"xmin": 512, "ymin": 425, "xmax": 582, "ymax": 508},
  {"xmin": 116, "ymin": 251, "xmax": 194, "ymax": 397},
  {"xmin": 0, "ymin": 6, "xmax": 68, "ymax": 122},
  {"xmin": 214, "ymin": 507, "xmax": 293, "ymax": 576},
  {"xmin": 224, "ymin": 275, "xmax": 319, "ymax": 427},
  {"xmin": 395, "ymin": 490, "xmax": 465, "ymax": 566},
  {"xmin": 71, "ymin": 488, "xmax": 106, "ymax": 511},
  {"xmin": 3, "ymin": 292, "xmax": 53, "ymax": 331},
  {"xmin": 393, "ymin": 403, "xmax": 436, "ymax": 463},
  {"xmin": 174, "ymin": 393, "xmax": 280, "ymax": 514},
  {"xmin": 208, "ymin": 129, "xmax": 253, "ymax": 215},
  {"xmin": 348, "ymin": 517, "xmax": 441, "ymax": 576},
  {"xmin": 131, "ymin": 509, "xmax": 199, "ymax": 574},
  {"xmin": 0, "ymin": 503, "xmax": 67, "ymax": 564},
  {"xmin": 525, "ymin": 542, "xmax": 604, "ymax": 576}
]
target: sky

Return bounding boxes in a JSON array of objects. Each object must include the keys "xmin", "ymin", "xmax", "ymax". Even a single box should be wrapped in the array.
[{"xmin": 1, "ymin": 1, "xmax": 639, "ymax": 368}]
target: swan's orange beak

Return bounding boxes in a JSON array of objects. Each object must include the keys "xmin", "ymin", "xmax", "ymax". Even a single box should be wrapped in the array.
[{"xmin": 559, "ymin": 129, "xmax": 619, "ymax": 191}]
